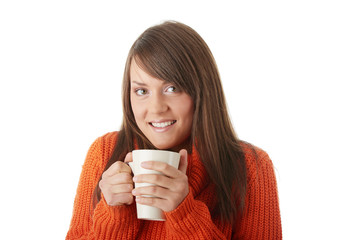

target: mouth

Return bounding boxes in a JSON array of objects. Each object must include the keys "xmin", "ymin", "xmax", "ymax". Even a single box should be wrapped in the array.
[{"xmin": 149, "ymin": 120, "xmax": 176, "ymax": 128}]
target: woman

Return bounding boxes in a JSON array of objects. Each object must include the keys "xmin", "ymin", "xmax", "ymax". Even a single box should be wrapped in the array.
[{"xmin": 66, "ymin": 21, "xmax": 282, "ymax": 239}]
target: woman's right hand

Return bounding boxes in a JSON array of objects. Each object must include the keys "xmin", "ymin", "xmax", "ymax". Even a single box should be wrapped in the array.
[{"xmin": 99, "ymin": 152, "xmax": 134, "ymax": 206}]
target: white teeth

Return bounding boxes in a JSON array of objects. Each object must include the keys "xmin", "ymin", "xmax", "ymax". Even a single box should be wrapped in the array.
[{"xmin": 151, "ymin": 120, "xmax": 175, "ymax": 128}]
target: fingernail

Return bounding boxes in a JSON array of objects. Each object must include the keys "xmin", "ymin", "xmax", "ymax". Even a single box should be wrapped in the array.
[
  {"xmin": 141, "ymin": 161, "xmax": 150, "ymax": 167},
  {"xmin": 133, "ymin": 176, "xmax": 138, "ymax": 182}
]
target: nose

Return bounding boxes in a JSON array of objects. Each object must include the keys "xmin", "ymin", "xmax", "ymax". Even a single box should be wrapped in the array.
[{"xmin": 148, "ymin": 92, "xmax": 168, "ymax": 114}]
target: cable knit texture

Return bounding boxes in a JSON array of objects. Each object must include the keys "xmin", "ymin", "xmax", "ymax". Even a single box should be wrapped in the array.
[{"xmin": 66, "ymin": 132, "xmax": 282, "ymax": 239}]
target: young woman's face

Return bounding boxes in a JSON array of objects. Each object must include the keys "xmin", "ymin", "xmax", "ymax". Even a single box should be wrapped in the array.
[{"xmin": 130, "ymin": 60, "xmax": 194, "ymax": 150}]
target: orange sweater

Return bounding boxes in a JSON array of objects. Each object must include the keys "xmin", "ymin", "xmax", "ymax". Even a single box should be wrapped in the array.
[{"xmin": 66, "ymin": 132, "xmax": 282, "ymax": 239}]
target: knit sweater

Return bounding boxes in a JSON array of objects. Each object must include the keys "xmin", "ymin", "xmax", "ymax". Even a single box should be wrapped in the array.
[{"xmin": 66, "ymin": 132, "xmax": 282, "ymax": 239}]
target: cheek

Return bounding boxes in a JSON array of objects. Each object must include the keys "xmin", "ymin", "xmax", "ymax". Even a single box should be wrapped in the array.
[
  {"xmin": 177, "ymin": 97, "xmax": 194, "ymax": 124},
  {"xmin": 130, "ymin": 98, "xmax": 144, "ymax": 121}
]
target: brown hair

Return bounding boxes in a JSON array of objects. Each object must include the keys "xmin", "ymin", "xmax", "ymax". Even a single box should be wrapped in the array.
[{"xmin": 93, "ymin": 21, "xmax": 247, "ymax": 223}]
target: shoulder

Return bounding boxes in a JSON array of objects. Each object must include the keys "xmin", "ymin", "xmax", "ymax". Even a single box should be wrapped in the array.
[
  {"xmin": 239, "ymin": 141, "xmax": 270, "ymax": 163},
  {"xmin": 93, "ymin": 131, "xmax": 119, "ymax": 155},
  {"xmin": 85, "ymin": 131, "xmax": 119, "ymax": 167},
  {"xmin": 94, "ymin": 131, "xmax": 119, "ymax": 146},
  {"xmin": 239, "ymin": 141, "xmax": 275, "ymax": 183}
]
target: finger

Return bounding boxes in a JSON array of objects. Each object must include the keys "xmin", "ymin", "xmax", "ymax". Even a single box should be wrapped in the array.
[
  {"xmin": 133, "ymin": 174, "xmax": 170, "ymax": 188},
  {"xmin": 102, "ymin": 161, "xmax": 122, "ymax": 178},
  {"xmin": 107, "ymin": 172, "xmax": 133, "ymax": 184},
  {"xmin": 103, "ymin": 161, "xmax": 131, "ymax": 178},
  {"xmin": 124, "ymin": 152, "xmax": 132, "ymax": 163},
  {"xmin": 178, "ymin": 149, "xmax": 188, "ymax": 174},
  {"xmin": 140, "ymin": 161, "xmax": 178, "ymax": 177},
  {"xmin": 107, "ymin": 193, "xmax": 134, "ymax": 206},
  {"xmin": 110, "ymin": 183, "xmax": 134, "ymax": 194},
  {"xmin": 135, "ymin": 196, "xmax": 174, "ymax": 212},
  {"xmin": 132, "ymin": 185, "xmax": 168, "ymax": 199}
]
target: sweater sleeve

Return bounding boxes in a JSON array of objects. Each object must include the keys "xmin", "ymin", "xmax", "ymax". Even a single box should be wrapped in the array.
[
  {"xmin": 66, "ymin": 135, "xmax": 141, "ymax": 240},
  {"xmin": 164, "ymin": 190, "xmax": 228, "ymax": 240},
  {"xmin": 233, "ymin": 151, "xmax": 282, "ymax": 239}
]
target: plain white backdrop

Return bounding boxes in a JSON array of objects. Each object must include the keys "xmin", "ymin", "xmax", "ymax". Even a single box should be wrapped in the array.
[{"xmin": 1, "ymin": 1, "xmax": 359, "ymax": 239}]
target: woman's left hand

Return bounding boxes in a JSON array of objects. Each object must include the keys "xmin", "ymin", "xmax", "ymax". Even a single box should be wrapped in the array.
[{"xmin": 132, "ymin": 149, "xmax": 189, "ymax": 212}]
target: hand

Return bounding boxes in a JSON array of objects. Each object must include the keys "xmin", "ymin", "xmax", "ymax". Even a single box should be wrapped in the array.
[
  {"xmin": 99, "ymin": 152, "xmax": 134, "ymax": 206},
  {"xmin": 132, "ymin": 149, "xmax": 189, "ymax": 212}
]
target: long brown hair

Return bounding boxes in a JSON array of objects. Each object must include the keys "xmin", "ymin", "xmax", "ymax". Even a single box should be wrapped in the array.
[{"xmin": 93, "ymin": 21, "xmax": 247, "ymax": 223}]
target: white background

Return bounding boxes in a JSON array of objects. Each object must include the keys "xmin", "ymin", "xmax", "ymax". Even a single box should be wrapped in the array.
[{"xmin": 1, "ymin": 1, "xmax": 359, "ymax": 239}]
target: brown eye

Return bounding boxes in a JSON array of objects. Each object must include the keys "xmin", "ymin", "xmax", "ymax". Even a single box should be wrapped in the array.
[
  {"xmin": 135, "ymin": 89, "xmax": 147, "ymax": 96},
  {"xmin": 166, "ymin": 86, "xmax": 178, "ymax": 93}
]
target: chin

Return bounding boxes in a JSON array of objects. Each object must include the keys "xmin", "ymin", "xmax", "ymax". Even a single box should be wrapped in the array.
[
  {"xmin": 153, "ymin": 143, "xmax": 174, "ymax": 150},
  {"xmin": 150, "ymin": 139, "xmax": 178, "ymax": 150}
]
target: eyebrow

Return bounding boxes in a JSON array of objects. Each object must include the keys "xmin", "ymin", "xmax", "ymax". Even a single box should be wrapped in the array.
[{"xmin": 131, "ymin": 81, "xmax": 147, "ymax": 86}]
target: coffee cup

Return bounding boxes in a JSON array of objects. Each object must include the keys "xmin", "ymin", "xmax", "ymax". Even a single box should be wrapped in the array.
[{"xmin": 128, "ymin": 149, "xmax": 180, "ymax": 221}]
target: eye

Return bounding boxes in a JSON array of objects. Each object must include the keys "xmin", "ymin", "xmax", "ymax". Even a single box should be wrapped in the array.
[
  {"xmin": 135, "ymin": 88, "xmax": 148, "ymax": 96},
  {"xmin": 165, "ymin": 86, "xmax": 178, "ymax": 93}
]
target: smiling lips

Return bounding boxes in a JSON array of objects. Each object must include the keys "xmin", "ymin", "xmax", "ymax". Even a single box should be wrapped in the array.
[{"xmin": 150, "ymin": 120, "xmax": 176, "ymax": 128}]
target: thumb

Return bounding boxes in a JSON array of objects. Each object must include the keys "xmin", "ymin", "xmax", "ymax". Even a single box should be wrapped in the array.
[
  {"xmin": 124, "ymin": 152, "xmax": 133, "ymax": 163},
  {"xmin": 178, "ymin": 149, "xmax": 188, "ymax": 174}
]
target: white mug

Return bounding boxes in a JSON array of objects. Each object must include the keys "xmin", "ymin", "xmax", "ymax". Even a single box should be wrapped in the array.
[{"xmin": 129, "ymin": 149, "xmax": 180, "ymax": 221}]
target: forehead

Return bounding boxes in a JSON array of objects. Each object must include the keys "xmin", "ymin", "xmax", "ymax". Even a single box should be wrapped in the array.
[{"xmin": 130, "ymin": 59, "xmax": 166, "ymax": 86}]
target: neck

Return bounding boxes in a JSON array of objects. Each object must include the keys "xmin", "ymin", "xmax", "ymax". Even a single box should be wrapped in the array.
[{"xmin": 168, "ymin": 137, "xmax": 192, "ymax": 153}]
